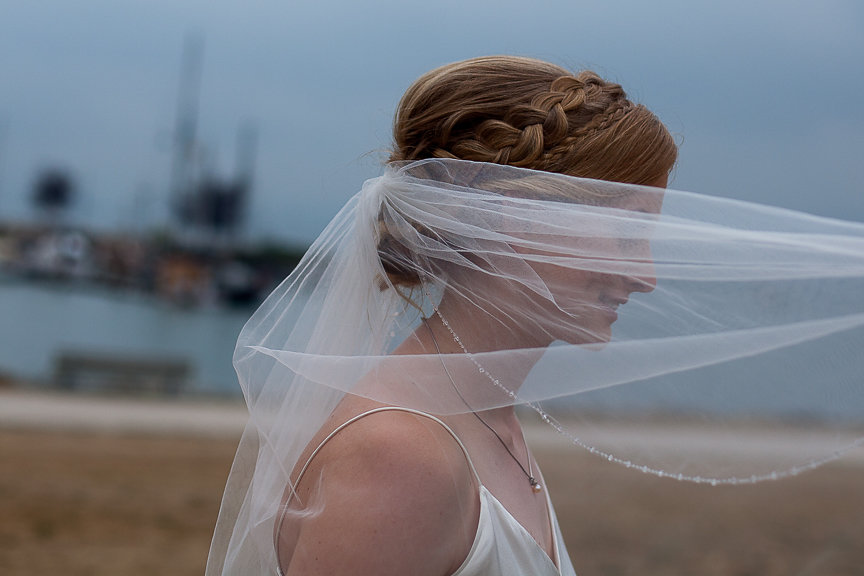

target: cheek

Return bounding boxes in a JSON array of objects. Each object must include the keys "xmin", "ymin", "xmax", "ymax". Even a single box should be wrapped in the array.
[
  {"xmin": 543, "ymin": 270, "xmax": 608, "ymax": 310},
  {"xmin": 549, "ymin": 266, "xmax": 602, "ymax": 291}
]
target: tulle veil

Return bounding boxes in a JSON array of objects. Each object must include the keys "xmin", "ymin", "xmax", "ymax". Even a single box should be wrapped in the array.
[{"xmin": 206, "ymin": 158, "xmax": 864, "ymax": 575}]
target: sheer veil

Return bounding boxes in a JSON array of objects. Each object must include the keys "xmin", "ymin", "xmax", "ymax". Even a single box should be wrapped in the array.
[{"xmin": 207, "ymin": 158, "xmax": 864, "ymax": 575}]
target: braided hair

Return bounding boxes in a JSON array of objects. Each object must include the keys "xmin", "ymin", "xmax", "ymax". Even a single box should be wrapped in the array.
[{"xmin": 390, "ymin": 56, "xmax": 677, "ymax": 186}]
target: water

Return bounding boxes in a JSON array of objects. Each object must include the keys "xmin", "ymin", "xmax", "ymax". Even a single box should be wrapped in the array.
[
  {"xmin": 3, "ymin": 279, "xmax": 862, "ymax": 422},
  {"xmin": 0, "ymin": 279, "xmax": 251, "ymax": 395}
]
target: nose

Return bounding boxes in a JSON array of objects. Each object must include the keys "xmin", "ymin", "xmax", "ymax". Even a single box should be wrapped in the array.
[{"xmin": 625, "ymin": 260, "xmax": 657, "ymax": 294}]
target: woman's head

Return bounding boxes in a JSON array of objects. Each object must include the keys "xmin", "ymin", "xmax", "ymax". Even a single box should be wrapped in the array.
[
  {"xmin": 390, "ymin": 55, "xmax": 677, "ymax": 186},
  {"xmin": 379, "ymin": 56, "xmax": 674, "ymax": 339},
  {"xmin": 380, "ymin": 56, "xmax": 675, "ymax": 289}
]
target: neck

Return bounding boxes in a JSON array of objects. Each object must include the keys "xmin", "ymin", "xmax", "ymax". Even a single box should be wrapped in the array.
[
  {"xmin": 435, "ymin": 292, "xmax": 555, "ymax": 353},
  {"xmin": 411, "ymin": 300, "xmax": 547, "ymax": 408}
]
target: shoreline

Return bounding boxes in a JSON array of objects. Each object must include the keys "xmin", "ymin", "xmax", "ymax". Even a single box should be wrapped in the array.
[
  {"xmin": 3, "ymin": 388, "xmax": 863, "ymax": 468},
  {"xmin": 0, "ymin": 389, "xmax": 247, "ymax": 438}
]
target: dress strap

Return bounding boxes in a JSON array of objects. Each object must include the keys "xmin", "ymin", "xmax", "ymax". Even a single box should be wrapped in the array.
[
  {"xmin": 293, "ymin": 406, "xmax": 481, "ymax": 488},
  {"xmin": 275, "ymin": 407, "xmax": 482, "ymax": 575}
]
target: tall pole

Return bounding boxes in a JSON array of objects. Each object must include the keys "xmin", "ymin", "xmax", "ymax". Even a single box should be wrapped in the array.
[
  {"xmin": 233, "ymin": 120, "xmax": 258, "ymax": 241},
  {"xmin": 0, "ymin": 119, "xmax": 7, "ymax": 218},
  {"xmin": 169, "ymin": 33, "xmax": 204, "ymax": 234},
  {"xmin": 235, "ymin": 121, "xmax": 258, "ymax": 188}
]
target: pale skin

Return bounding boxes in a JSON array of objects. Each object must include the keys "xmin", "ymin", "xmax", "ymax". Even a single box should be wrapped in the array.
[{"xmin": 276, "ymin": 175, "xmax": 668, "ymax": 575}]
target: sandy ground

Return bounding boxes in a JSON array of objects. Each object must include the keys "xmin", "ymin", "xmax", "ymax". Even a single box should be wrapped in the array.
[{"xmin": 1, "ymin": 390, "xmax": 863, "ymax": 575}]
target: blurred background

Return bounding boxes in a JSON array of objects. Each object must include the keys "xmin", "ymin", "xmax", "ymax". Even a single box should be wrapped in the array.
[{"xmin": 0, "ymin": 1, "xmax": 862, "ymax": 574}]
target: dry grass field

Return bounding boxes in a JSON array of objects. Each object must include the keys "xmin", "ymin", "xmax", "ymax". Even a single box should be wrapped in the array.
[{"xmin": 1, "ymin": 400, "xmax": 862, "ymax": 575}]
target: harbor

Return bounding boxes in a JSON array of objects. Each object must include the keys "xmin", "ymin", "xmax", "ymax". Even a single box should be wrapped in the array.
[{"xmin": 0, "ymin": 278, "xmax": 250, "ymax": 395}]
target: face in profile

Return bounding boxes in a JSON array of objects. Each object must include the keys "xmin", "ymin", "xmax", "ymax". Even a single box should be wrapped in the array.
[
  {"xmin": 511, "ymin": 179, "xmax": 666, "ymax": 347},
  {"xmin": 426, "ymin": 170, "xmax": 667, "ymax": 350}
]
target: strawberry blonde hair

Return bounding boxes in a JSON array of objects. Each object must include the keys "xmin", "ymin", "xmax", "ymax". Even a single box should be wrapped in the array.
[{"xmin": 390, "ymin": 55, "xmax": 677, "ymax": 185}]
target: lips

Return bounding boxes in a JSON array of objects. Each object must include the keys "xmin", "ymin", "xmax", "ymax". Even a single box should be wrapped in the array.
[
  {"xmin": 600, "ymin": 294, "xmax": 628, "ymax": 309},
  {"xmin": 598, "ymin": 295, "xmax": 628, "ymax": 322}
]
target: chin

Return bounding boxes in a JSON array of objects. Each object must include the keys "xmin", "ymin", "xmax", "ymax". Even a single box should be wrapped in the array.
[{"xmin": 555, "ymin": 322, "xmax": 613, "ymax": 347}]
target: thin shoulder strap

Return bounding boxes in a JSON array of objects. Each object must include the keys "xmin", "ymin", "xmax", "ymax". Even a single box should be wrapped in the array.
[
  {"xmin": 293, "ymin": 406, "xmax": 481, "ymax": 487},
  {"xmin": 274, "ymin": 407, "xmax": 482, "ymax": 575}
]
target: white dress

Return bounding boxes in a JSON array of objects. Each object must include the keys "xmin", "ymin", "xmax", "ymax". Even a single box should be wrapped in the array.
[
  {"xmin": 452, "ymin": 483, "xmax": 577, "ymax": 576},
  {"xmin": 279, "ymin": 407, "xmax": 577, "ymax": 576}
]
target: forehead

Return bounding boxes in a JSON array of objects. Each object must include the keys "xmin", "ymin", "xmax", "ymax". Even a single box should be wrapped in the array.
[{"xmin": 605, "ymin": 189, "xmax": 665, "ymax": 215}]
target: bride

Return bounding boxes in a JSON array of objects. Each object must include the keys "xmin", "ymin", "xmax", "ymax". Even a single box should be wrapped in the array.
[{"xmin": 207, "ymin": 56, "xmax": 864, "ymax": 575}]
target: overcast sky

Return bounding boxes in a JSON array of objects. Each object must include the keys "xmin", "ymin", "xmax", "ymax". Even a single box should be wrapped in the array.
[{"xmin": 1, "ymin": 0, "xmax": 862, "ymax": 244}]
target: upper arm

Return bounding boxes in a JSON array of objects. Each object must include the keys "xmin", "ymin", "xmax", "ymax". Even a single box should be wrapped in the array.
[{"xmin": 278, "ymin": 413, "xmax": 479, "ymax": 576}]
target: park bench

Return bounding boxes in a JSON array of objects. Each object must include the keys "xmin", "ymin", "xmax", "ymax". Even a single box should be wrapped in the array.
[{"xmin": 53, "ymin": 351, "xmax": 192, "ymax": 395}]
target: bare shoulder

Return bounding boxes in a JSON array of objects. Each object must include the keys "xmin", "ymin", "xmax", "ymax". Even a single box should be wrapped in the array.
[
  {"xmin": 326, "ymin": 408, "xmax": 474, "ymax": 487},
  {"xmin": 282, "ymin": 409, "xmax": 479, "ymax": 576}
]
